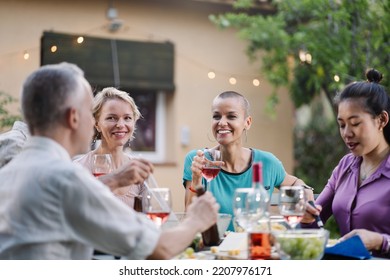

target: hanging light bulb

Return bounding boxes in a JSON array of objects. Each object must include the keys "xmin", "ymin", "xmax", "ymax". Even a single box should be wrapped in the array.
[
  {"xmin": 77, "ymin": 36, "xmax": 84, "ymax": 44},
  {"xmin": 229, "ymin": 77, "xmax": 237, "ymax": 85},
  {"xmin": 334, "ymin": 75, "xmax": 340, "ymax": 82},
  {"xmin": 252, "ymin": 79, "xmax": 260, "ymax": 87},
  {"xmin": 208, "ymin": 71, "xmax": 216, "ymax": 79},
  {"xmin": 305, "ymin": 53, "xmax": 312, "ymax": 64},
  {"xmin": 23, "ymin": 51, "xmax": 29, "ymax": 60},
  {"xmin": 51, "ymin": 45, "xmax": 57, "ymax": 53},
  {"xmin": 299, "ymin": 50, "xmax": 306, "ymax": 62}
]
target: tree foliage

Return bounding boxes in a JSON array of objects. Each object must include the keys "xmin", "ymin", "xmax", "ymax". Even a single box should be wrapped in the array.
[
  {"xmin": 210, "ymin": 0, "xmax": 390, "ymax": 113},
  {"xmin": 0, "ymin": 91, "xmax": 21, "ymax": 131},
  {"xmin": 210, "ymin": 0, "xmax": 389, "ymax": 237}
]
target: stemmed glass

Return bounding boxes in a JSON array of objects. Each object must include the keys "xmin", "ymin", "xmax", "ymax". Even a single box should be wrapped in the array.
[
  {"xmin": 278, "ymin": 186, "xmax": 307, "ymax": 229},
  {"xmin": 232, "ymin": 188, "xmax": 252, "ymax": 232},
  {"xmin": 143, "ymin": 188, "xmax": 172, "ymax": 227},
  {"xmin": 91, "ymin": 154, "xmax": 113, "ymax": 177},
  {"xmin": 201, "ymin": 148, "xmax": 222, "ymax": 190}
]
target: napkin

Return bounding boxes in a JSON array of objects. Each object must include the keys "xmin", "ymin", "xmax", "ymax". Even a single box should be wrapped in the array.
[
  {"xmin": 218, "ymin": 232, "xmax": 247, "ymax": 251},
  {"xmin": 323, "ymin": 235, "xmax": 371, "ymax": 260}
]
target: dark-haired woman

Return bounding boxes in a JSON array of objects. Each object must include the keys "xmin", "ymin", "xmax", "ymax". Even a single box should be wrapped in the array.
[{"xmin": 304, "ymin": 69, "xmax": 390, "ymax": 258}]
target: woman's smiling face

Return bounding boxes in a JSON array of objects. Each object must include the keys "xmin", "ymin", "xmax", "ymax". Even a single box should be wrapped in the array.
[
  {"xmin": 211, "ymin": 96, "xmax": 251, "ymax": 145},
  {"xmin": 96, "ymin": 98, "xmax": 136, "ymax": 149}
]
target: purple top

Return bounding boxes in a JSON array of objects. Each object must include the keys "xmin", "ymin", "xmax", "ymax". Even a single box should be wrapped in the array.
[{"xmin": 311, "ymin": 153, "xmax": 390, "ymax": 258}]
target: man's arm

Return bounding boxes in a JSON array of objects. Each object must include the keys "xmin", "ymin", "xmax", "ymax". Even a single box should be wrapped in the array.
[{"xmin": 98, "ymin": 158, "xmax": 154, "ymax": 191}]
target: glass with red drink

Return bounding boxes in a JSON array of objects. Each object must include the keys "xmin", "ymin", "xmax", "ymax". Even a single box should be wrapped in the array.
[
  {"xmin": 91, "ymin": 154, "xmax": 113, "ymax": 177},
  {"xmin": 201, "ymin": 148, "xmax": 222, "ymax": 190},
  {"xmin": 143, "ymin": 188, "xmax": 172, "ymax": 227}
]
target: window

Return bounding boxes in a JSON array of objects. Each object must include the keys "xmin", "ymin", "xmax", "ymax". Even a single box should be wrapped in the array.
[
  {"xmin": 41, "ymin": 31, "xmax": 175, "ymax": 163},
  {"xmin": 123, "ymin": 89, "xmax": 167, "ymax": 163}
]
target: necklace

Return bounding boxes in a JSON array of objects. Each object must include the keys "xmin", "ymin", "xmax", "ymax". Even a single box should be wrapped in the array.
[{"xmin": 360, "ymin": 161, "xmax": 382, "ymax": 181}]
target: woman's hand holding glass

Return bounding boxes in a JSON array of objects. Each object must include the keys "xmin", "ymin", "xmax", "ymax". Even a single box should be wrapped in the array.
[{"xmin": 190, "ymin": 149, "xmax": 224, "ymax": 189}]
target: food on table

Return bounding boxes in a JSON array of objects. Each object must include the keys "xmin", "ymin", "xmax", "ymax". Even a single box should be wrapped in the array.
[{"xmin": 274, "ymin": 229, "xmax": 329, "ymax": 260}]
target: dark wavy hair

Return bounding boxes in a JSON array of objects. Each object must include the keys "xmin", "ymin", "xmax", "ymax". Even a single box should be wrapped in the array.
[{"xmin": 334, "ymin": 68, "xmax": 390, "ymax": 144}]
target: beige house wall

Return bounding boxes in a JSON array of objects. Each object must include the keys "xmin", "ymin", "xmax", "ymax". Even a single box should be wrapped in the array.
[{"xmin": 0, "ymin": 0, "xmax": 295, "ymax": 212}]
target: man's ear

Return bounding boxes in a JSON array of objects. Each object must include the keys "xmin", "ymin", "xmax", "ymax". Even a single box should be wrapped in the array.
[{"xmin": 66, "ymin": 107, "xmax": 79, "ymax": 130}]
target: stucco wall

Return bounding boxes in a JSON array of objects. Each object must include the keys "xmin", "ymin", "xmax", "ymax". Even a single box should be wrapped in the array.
[{"xmin": 0, "ymin": 0, "xmax": 295, "ymax": 212}]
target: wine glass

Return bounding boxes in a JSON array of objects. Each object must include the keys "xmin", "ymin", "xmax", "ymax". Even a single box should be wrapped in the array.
[
  {"xmin": 278, "ymin": 186, "xmax": 307, "ymax": 229},
  {"xmin": 143, "ymin": 188, "xmax": 172, "ymax": 227},
  {"xmin": 91, "ymin": 154, "xmax": 113, "ymax": 177},
  {"xmin": 201, "ymin": 148, "xmax": 222, "ymax": 190},
  {"xmin": 232, "ymin": 188, "xmax": 252, "ymax": 232}
]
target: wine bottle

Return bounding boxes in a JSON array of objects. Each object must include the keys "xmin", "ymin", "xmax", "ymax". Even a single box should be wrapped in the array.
[
  {"xmin": 195, "ymin": 185, "xmax": 220, "ymax": 246},
  {"xmin": 251, "ymin": 162, "xmax": 270, "ymax": 215}
]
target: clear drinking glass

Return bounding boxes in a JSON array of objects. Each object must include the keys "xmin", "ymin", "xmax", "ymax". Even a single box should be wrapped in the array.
[
  {"xmin": 143, "ymin": 188, "xmax": 172, "ymax": 227},
  {"xmin": 232, "ymin": 188, "xmax": 252, "ymax": 232},
  {"xmin": 201, "ymin": 148, "xmax": 222, "ymax": 190},
  {"xmin": 278, "ymin": 186, "xmax": 307, "ymax": 229},
  {"xmin": 91, "ymin": 154, "xmax": 113, "ymax": 177}
]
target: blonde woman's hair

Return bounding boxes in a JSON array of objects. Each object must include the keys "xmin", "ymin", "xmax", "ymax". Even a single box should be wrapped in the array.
[{"xmin": 93, "ymin": 87, "xmax": 142, "ymax": 140}]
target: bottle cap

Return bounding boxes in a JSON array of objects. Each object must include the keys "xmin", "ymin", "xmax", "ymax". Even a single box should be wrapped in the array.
[{"xmin": 252, "ymin": 162, "xmax": 263, "ymax": 183}]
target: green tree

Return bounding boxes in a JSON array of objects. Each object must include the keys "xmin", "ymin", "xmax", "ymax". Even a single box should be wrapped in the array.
[
  {"xmin": 0, "ymin": 91, "xmax": 21, "ymax": 131},
  {"xmin": 210, "ymin": 0, "xmax": 390, "ymax": 114},
  {"xmin": 210, "ymin": 0, "xmax": 389, "ymax": 237}
]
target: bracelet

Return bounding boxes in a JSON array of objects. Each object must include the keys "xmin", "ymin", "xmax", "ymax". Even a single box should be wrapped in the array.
[
  {"xmin": 302, "ymin": 185, "xmax": 314, "ymax": 191},
  {"xmin": 188, "ymin": 186, "xmax": 197, "ymax": 193}
]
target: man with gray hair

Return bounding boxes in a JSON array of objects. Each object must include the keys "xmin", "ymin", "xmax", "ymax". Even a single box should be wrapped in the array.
[{"xmin": 0, "ymin": 62, "xmax": 219, "ymax": 259}]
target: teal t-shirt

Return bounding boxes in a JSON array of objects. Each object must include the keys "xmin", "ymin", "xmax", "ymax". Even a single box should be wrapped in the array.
[{"xmin": 182, "ymin": 149, "xmax": 286, "ymax": 231}]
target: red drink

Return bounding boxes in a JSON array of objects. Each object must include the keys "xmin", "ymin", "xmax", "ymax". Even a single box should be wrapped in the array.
[
  {"xmin": 93, "ymin": 172, "xmax": 106, "ymax": 177},
  {"xmin": 248, "ymin": 232, "xmax": 271, "ymax": 260},
  {"xmin": 146, "ymin": 212, "xmax": 170, "ymax": 226},
  {"xmin": 201, "ymin": 167, "xmax": 220, "ymax": 182}
]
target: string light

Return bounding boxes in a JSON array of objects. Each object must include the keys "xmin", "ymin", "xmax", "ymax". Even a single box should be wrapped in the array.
[
  {"xmin": 5, "ymin": 30, "xmax": 265, "ymax": 87},
  {"xmin": 305, "ymin": 53, "xmax": 312, "ymax": 64},
  {"xmin": 334, "ymin": 75, "xmax": 340, "ymax": 82},
  {"xmin": 23, "ymin": 51, "xmax": 29, "ymax": 60},
  {"xmin": 229, "ymin": 77, "xmax": 237, "ymax": 85},
  {"xmin": 207, "ymin": 71, "xmax": 216, "ymax": 79}
]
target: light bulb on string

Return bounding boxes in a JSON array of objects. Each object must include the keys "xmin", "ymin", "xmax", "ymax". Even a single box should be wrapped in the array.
[
  {"xmin": 252, "ymin": 79, "xmax": 260, "ymax": 87},
  {"xmin": 23, "ymin": 51, "xmax": 29, "ymax": 60},
  {"xmin": 334, "ymin": 75, "xmax": 340, "ymax": 82},
  {"xmin": 51, "ymin": 45, "xmax": 57, "ymax": 53},
  {"xmin": 77, "ymin": 36, "xmax": 84, "ymax": 44},
  {"xmin": 305, "ymin": 53, "xmax": 312, "ymax": 64},
  {"xmin": 229, "ymin": 77, "xmax": 237, "ymax": 85},
  {"xmin": 207, "ymin": 71, "xmax": 216, "ymax": 79}
]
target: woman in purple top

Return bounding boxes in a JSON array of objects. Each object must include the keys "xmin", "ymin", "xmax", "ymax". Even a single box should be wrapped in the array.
[{"xmin": 304, "ymin": 68, "xmax": 390, "ymax": 259}]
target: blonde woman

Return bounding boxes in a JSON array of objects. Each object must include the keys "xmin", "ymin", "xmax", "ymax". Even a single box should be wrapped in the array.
[{"xmin": 75, "ymin": 87, "xmax": 148, "ymax": 210}]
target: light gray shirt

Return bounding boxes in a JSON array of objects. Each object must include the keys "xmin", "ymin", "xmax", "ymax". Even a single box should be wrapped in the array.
[
  {"xmin": 0, "ymin": 136, "xmax": 160, "ymax": 259},
  {"xmin": 0, "ymin": 121, "xmax": 29, "ymax": 168}
]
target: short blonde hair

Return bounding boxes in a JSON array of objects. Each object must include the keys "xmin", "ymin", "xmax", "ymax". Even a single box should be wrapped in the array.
[{"xmin": 93, "ymin": 87, "xmax": 141, "ymax": 140}]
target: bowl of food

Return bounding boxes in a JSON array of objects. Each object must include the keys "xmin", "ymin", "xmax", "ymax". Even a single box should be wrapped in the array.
[{"xmin": 273, "ymin": 229, "xmax": 329, "ymax": 260}]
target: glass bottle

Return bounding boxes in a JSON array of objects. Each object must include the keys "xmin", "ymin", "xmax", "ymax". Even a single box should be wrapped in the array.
[
  {"xmin": 195, "ymin": 185, "xmax": 220, "ymax": 246},
  {"xmin": 247, "ymin": 162, "xmax": 271, "ymax": 260}
]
